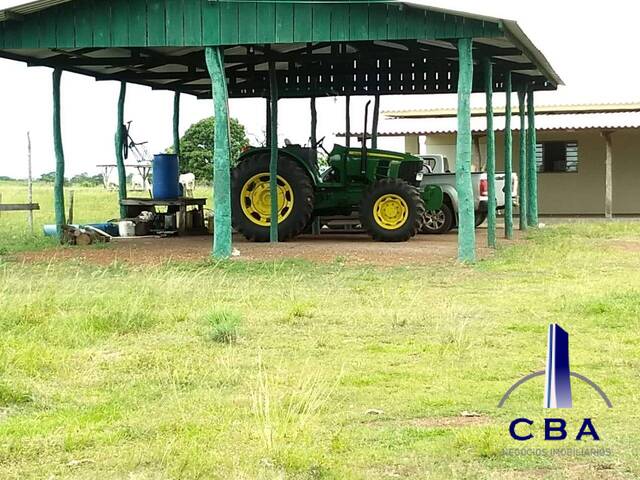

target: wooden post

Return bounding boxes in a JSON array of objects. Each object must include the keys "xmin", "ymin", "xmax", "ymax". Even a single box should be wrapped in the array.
[
  {"xmin": 173, "ymin": 91, "xmax": 181, "ymax": 157},
  {"xmin": 517, "ymin": 89, "xmax": 528, "ymax": 231},
  {"xmin": 602, "ymin": 131, "xmax": 614, "ymax": 219},
  {"xmin": 483, "ymin": 58, "xmax": 497, "ymax": 249},
  {"xmin": 503, "ymin": 72, "xmax": 514, "ymax": 240},
  {"xmin": 345, "ymin": 95, "xmax": 351, "ymax": 147},
  {"xmin": 372, "ymin": 94, "xmax": 380, "ymax": 149},
  {"xmin": 527, "ymin": 88, "xmax": 539, "ymax": 227},
  {"xmin": 27, "ymin": 131, "xmax": 34, "ymax": 233},
  {"xmin": 205, "ymin": 46, "xmax": 233, "ymax": 259},
  {"xmin": 67, "ymin": 190, "xmax": 75, "ymax": 224},
  {"xmin": 310, "ymin": 96, "xmax": 321, "ymax": 235},
  {"xmin": 52, "ymin": 69, "xmax": 66, "ymax": 241},
  {"xmin": 456, "ymin": 38, "xmax": 476, "ymax": 263},
  {"xmin": 115, "ymin": 81, "xmax": 127, "ymax": 219},
  {"xmin": 265, "ymin": 98, "xmax": 271, "ymax": 147},
  {"xmin": 269, "ymin": 62, "xmax": 279, "ymax": 243},
  {"xmin": 310, "ymin": 97, "xmax": 318, "ymax": 150}
]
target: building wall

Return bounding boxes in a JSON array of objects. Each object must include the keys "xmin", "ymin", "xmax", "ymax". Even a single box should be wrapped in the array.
[{"xmin": 422, "ymin": 129, "xmax": 640, "ymax": 215}]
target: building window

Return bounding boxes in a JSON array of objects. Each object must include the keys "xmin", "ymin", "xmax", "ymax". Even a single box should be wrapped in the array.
[{"xmin": 536, "ymin": 141, "xmax": 579, "ymax": 173}]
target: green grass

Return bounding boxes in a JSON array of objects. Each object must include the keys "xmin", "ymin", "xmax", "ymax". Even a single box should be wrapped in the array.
[{"xmin": 1, "ymin": 183, "xmax": 640, "ymax": 478}]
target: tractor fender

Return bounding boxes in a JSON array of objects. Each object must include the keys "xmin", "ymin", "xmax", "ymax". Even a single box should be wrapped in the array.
[{"xmin": 236, "ymin": 148, "xmax": 319, "ymax": 186}]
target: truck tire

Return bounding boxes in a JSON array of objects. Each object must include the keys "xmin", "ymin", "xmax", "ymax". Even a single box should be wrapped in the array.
[
  {"xmin": 231, "ymin": 154, "xmax": 314, "ymax": 242},
  {"xmin": 360, "ymin": 179, "xmax": 425, "ymax": 242},
  {"xmin": 421, "ymin": 203, "xmax": 454, "ymax": 234},
  {"xmin": 475, "ymin": 211, "xmax": 488, "ymax": 227}
]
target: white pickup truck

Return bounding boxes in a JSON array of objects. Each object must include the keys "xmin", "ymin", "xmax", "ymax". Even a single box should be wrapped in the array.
[{"xmin": 419, "ymin": 155, "xmax": 519, "ymax": 234}]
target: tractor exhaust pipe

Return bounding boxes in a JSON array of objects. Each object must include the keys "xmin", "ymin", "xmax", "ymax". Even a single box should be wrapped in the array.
[{"xmin": 362, "ymin": 100, "xmax": 372, "ymax": 174}]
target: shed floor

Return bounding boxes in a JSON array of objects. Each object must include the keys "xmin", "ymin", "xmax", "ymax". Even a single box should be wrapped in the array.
[{"xmin": 18, "ymin": 230, "xmax": 521, "ymax": 267}]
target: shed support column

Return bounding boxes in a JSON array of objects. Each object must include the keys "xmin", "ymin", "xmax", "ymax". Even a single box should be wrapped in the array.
[
  {"xmin": 115, "ymin": 81, "xmax": 127, "ymax": 218},
  {"xmin": 503, "ymin": 71, "xmax": 514, "ymax": 240},
  {"xmin": 483, "ymin": 58, "xmax": 497, "ymax": 249},
  {"xmin": 269, "ymin": 62, "xmax": 279, "ymax": 243},
  {"xmin": 205, "ymin": 46, "xmax": 233, "ymax": 259},
  {"xmin": 173, "ymin": 92, "xmax": 181, "ymax": 158},
  {"xmin": 602, "ymin": 131, "xmax": 614, "ymax": 219},
  {"xmin": 455, "ymin": 38, "xmax": 476, "ymax": 263},
  {"xmin": 52, "ymin": 69, "xmax": 66, "ymax": 242},
  {"xmin": 527, "ymin": 88, "xmax": 539, "ymax": 227},
  {"xmin": 372, "ymin": 94, "xmax": 380, "ymax": 149},
  {"xmin": 517, "ymin": 89, "xmax": 528, "ymax": 230}
]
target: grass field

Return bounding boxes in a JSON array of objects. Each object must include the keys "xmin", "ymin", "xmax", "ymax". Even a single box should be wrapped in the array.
[{"xmin": 1, "ymin": 182, "xmax": 639, "ymax": 479}]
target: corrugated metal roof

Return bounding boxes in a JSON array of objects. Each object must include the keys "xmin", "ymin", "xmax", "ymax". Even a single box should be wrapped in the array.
[
  {"xmin": 384, "ymin": 102, "xmax": 640, "ymax": 119},
  {"xmin": 338, "ymin": 111, "xmax": 640, "ymax": 137}
]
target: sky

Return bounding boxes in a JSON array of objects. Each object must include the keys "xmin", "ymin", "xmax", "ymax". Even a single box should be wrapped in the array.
[{"xmin": 0, "ymin": 0, "xmax": 639, "ymax": 179}]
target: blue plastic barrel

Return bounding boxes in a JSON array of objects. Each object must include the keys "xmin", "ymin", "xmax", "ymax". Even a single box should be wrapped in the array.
[{"xmin": 152, "ymin": 153, "xmax": 181, "ymax": 199}]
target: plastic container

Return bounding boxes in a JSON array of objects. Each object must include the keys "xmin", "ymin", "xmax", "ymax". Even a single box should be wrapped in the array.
[
  {"xmin": 152, "ymin": 153, "xmax": 180, "ymax": 200},
  {"xmin": 118, "ymin": 221, "xmax": 136, "ymax": 237}
]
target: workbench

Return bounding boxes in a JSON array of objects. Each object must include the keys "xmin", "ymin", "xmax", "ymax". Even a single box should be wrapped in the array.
[{"xmin": 121, "ymin": 197, "xmax": 208, "ymax": 234}]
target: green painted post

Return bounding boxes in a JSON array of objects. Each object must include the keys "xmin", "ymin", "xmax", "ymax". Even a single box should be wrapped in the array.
[
  {"xmin": 173, "ymin": 91, "xmax": 181, "ymax": 157},
  {"xmin": 503, "ymin": 72, "xmax": 514, "ymax": 240},
  {"xmin": 483, "ymin": 58, "xmax": 497, "ymax": 249},
  {"xmin": 527, "ymin": 88, "xmax": 539, "ymax": 227},
  {"xmin": 205, "ymin": 46, "xmax": 233, "ymax": 259},
  {"xmin": 372, "ymin": 94, "xmax": 380, "ymax": 149},
  {"xmin": 456, "ymin": 38, "xmax": 476, "ymax": 263},
  {"xmin": 52, "ymin": 69, "xmax": 66, "ymax": 242},
  {"xmin": 269, "ymin": 62, "xmax": 279, "ymax": 243},
  {"xmin": 517, "ymin": 89, "xmax": 528, "ymax": 231},
  {"xmin": 115, "ymin": 81, "xmax": 127, "ymax": 218}
]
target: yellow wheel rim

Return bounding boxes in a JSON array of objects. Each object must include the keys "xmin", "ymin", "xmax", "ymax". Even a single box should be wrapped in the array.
[
  {"xmin": 240, "ymin": 173, "xmax": 295, "ymax": 227},
  {"xmin": 373, "ymin": 194, "xmax": 409, "ymax": 230}
]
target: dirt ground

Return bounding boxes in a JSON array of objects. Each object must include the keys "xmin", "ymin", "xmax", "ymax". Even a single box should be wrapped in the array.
[{"xmin": 15, "ymin": 229, "xmax": 521, "ymax": 267}]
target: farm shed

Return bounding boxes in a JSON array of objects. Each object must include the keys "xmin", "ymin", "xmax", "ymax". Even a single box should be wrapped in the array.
[{"xmin": 0, "ymin": 0, "xmax": 562, "ymax": 261}]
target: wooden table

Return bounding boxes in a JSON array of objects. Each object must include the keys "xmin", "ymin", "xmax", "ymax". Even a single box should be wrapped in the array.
[{"xmin": 121, "ymin": 197, "xmax": 207, "ymax": 234}]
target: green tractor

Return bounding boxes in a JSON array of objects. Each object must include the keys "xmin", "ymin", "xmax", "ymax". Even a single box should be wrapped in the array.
[{"xmin": 231, "ymin": 103, "xmax": 443, "ymax": 243}]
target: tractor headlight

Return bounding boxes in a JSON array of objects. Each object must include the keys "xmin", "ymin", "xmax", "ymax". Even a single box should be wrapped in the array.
[{"xmin": 416, "ymin": 172, "xmax": 424, "ymax": 182}]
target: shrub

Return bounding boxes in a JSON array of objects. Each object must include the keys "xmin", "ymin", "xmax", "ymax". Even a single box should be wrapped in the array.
[{"xmin": 206, "ymin": 310, "xmax": 241, "ymax": 344}]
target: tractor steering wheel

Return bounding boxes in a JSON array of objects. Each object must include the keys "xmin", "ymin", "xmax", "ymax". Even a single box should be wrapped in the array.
[{"xmin": 316, "ymin": 136, "xmax": 329, "ymax": 156}]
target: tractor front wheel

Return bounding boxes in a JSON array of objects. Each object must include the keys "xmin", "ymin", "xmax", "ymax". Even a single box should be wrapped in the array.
[
  {"xmin": 360, "ymin": 179, "xmax": 425, "ymax": 242},
  {"xmin": 231, "ymin": 154, "xmax": 314, "ymax": 242}
]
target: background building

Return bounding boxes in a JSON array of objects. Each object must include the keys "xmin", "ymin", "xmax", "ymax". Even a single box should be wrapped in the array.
[{"xmin": 365, "ymin": 103, "xmax": 640, "ymax": 216}]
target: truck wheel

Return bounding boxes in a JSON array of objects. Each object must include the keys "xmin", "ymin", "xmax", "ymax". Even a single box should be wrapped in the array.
[
  {"xmin": 421, "ymin": 203, "xmax": 454, "ymax": 234},
  {"xmin": 360, "ymin": 179, "xmax": 425, "ymax": 242},
  {"xmin": 231, "ymin": 154, "xmax": 314, "ymax": 242},
  {"xmin": 475, "ymin": 211, "xmax": 488, "ymax": 227}
]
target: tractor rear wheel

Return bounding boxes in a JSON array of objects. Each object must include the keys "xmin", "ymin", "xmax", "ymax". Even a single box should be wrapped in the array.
[
  {"xmin": 360, "ymin": 179, "xmax": 425, "ymax": 242},
  {"xmin": 231, "ymin": 154, "xmax": 314, "ymax": 242}
]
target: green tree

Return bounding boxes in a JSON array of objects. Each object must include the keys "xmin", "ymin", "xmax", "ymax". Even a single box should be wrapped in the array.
[{"xmin": 173, "ymin": 117, "xmax": 250, "ymax": 181}]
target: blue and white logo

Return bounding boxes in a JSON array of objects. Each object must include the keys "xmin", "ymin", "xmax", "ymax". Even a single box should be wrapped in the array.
[
  {"xmin": 499, "ymin": 324, "xmax": 612, "ymax": 443},
  {"xmin": 499, "ymin": 324, "xmax": 612, "ymax": 409}
]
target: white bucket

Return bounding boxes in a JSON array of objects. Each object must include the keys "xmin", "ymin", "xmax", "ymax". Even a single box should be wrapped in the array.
[{"xmin": 118, "ymin": 221, "xmax": 136, "ymax": 237}]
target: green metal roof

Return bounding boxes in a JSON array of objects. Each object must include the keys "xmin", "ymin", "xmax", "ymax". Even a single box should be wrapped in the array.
[{"xmin": 0, "ymin": 1, "xmax": 561, "ymax": 98}]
